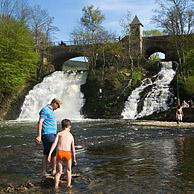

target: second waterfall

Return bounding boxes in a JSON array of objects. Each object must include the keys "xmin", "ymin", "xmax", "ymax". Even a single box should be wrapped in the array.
[{"xmin": 122, "ymin": 61, "xmax": 176, "ymax": 119}]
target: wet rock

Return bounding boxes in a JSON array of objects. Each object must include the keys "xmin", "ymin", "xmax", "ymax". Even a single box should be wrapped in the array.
[
  {"xmin": 41, "ymin": 173, "xmax": 81, "ymax": 187},
  {"xmin": 41, "ymin": 176, "xmax": 55, "ymax": 188},
  {"xmin": 5, "ymin": 187, "xmax": 14, "ymax": 193},
  {"xmin": 1, "ymin": 173, "xmax": 81, "ymax": 193},
  {"xmin": 25, "ymin": 181, "xmax": 34, "ymax": 188},
  {"xmin": 15, "ymin": 185, "xmax": 28, "ymax": 192},
  {"xmin": 2, "ymin": 181, "xmax": 36, "ymax": 193}
]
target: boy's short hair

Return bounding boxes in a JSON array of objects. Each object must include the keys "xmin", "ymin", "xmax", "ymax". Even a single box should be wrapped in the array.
[{"xmin": 61, "ymin": 119, "xmax": 71, "ymax": 128}]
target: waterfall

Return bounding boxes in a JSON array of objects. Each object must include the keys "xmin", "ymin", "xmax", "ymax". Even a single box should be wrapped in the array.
[
  {"xmin": 18, "ymin": 71, "xmax": 87, "ymax": 121},
  {"xmin": 122, "ymin": 62, "xmax": 176, "ymax": 119}
]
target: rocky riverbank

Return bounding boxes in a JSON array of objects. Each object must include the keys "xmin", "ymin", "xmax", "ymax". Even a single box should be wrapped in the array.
[
  {"xmin": 0, "ymin": 174, "xmax": 81, "ymax": 193},
  {"xmin": 130, "ymin": 120, "xmax": 194, "ymax": 129},
  {"xmin": 140, "ymin": 107, "xmax": 194, "ymax": 123}
]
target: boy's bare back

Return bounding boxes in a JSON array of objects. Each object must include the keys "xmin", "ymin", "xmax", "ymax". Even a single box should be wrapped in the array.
[{"xmin": 57, "ymin": 130, "xmax": 73, "ymax": 151}]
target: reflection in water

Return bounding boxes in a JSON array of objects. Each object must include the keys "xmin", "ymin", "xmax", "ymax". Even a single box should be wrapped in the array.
[
  {"xmin": 87, "ymin": 140, "xmax": 178, "ymax": 193},
  {"xmin": 1, "ymin": 120, "xmax": 194, "ymax": 193}
]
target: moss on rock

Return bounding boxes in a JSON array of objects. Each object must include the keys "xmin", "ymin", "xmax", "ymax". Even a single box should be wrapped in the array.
[{"xmin": 81, "ymin": 66, "xmax": 142, "ymax": 118}]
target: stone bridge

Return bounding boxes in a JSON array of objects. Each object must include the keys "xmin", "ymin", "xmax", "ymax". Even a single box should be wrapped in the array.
[
  {"xmin": 47, "ymin": 16, "xmax": 194, "ymax": 70},
  {"xmin": 48, "ymin": 36, "xmax": 177, "ymax": 71},
  {"xmin": 143, "ymin": 35, "xmax": 178, "ymax": 60},
  {"xmin": 48, "ymin": 44, "xmax": 90, "ymax": 70}
]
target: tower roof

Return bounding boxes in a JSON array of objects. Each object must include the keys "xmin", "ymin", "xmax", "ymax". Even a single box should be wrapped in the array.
[{"xmin": 130, "ymin": 16, "xmax": 143, "ymax": 26}]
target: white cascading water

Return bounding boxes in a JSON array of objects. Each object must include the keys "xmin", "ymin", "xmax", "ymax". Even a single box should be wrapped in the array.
[
  {"xmin": 18, "ymin": 71, "xmax": 87, "ymax": 121},
  {"xmin": 122, "ymin": 61, "xmax": 176, "ymax": 119}
]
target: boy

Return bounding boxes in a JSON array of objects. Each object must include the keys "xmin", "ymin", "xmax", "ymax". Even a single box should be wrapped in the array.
[
  {"xmin": 48, "ymin": 119, "xmax": 77, "ymax": 189},
  {"xmin": 35, "ymin": 98, "xmax": 62, "ymax": 176},
  {"xmin": 176, "ymin": 105, "xmax": 183, "ymax": 125}
]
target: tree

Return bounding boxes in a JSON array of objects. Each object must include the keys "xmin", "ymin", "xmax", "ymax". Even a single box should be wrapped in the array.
[
  {"xmin": 0, "ymin": 0, "xmax": 58, "ymax": 54},
  {"xmin": 153, "ymin": 0, "xmax": 194, "ymax": 102},
  {"xmin": 0, "ymin": 18, "xmax": 38, "ymax": 97},
  {"xmin": 119, "ymin": 11, "xmax": 135, "ymax": 78},
  {"xmin": 153, "ymin": 0, "xmax": 194, "ymax": 35},
  {"xmin": 80, "ymin": 5, "xmax": 105, "ymax": 41},
  {"xmin": 28, "ymin": 5, "xmax": 58, "ymax": 53},
  {"xmin": 71, "ymin": 5, "xmax": 115, "ymax": 69},
  {"xmin": 25, "ymin": 4, "xmax": 58, "ymax": 77},
  {"xmin": 0, "ymin": 0, "xmax": 58, "ymax": 78},
  {"xmin": 0, "ymin": 0, "xmax": 31, "ymax": 22},
  {"xmin": 184, "ymin": 48, "xmax": 194, "ymax": 76},
  {"xmin": 72, "ymin": 5, "xmax": 106, "ymax": 44},
  {"xmin": 152, "ymin": 0, "xmax": 194, "ymax": 66},
  {"xmin": 119, "ymin": 11, "xmax": 132, "ymax": 37}
]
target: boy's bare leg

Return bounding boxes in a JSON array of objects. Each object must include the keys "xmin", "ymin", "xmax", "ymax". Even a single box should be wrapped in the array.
[
  {"xmin": 66, "ymin": 159, "xmax": 72, "ymax": 188},
  {"xmin": 42, "ymin": 155, "xmax": 48, "ymax": 175},
  {"xmin": 55, "ymin": 160, "xmax": 63, "ymax": 189},
  {"xmin": 52, "ymin": 156, "xmax": 56, "ymax": 175}
]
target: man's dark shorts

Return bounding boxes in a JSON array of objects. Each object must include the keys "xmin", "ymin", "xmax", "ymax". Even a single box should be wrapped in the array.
[{"xmin": 42, "ymin": 134, "xmax": 57, "ymax": 156}]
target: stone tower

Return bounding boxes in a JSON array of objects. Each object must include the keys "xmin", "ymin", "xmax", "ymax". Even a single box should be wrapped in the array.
[{"xmin": 130, "ymin": 16, "xmax": 143, "ymax": 61}]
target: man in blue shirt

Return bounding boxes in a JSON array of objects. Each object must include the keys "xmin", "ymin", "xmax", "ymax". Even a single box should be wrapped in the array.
[{"xmin": 35, "ymin": 98, "xmax": 62, "ymax": 176}]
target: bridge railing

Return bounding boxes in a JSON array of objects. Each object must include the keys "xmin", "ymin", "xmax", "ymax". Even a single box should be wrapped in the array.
[{"xmin": 50, "ymin": 37, "xmax": 121, "ymax": 46}]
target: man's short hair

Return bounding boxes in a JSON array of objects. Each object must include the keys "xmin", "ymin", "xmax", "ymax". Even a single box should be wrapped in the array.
[
  {"xmin": 61, "ymin": 119, "xmax": 71, "ymax": 128},
  {"xmin": 51, "ymin": 98, "xmax": 62, "ymax": 107}
]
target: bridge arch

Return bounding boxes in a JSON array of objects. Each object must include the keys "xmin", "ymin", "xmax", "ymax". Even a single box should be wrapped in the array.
[
  {"xmin": 144, "ymin": 46, "xmax": 166, "ymax": 59},
  {"xmin": 49, "ymin": 46, "xmax": 90, "ymax": 70},
  {"xmin": 143, "ymin": 36, "xmax": 179, "ymax": 62}
]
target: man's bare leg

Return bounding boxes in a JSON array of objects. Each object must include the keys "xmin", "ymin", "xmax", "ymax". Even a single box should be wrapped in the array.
[
  {"xmin": 42, "ymin": 155, "xmax": 48, "ymax": 175},
  {"xmin": 55, "ymin": 160, "xmax": 63, "ymax": 189},
  {"xmin": 52, "ymin": 156, "xmax": 56, "ymax": 175}
]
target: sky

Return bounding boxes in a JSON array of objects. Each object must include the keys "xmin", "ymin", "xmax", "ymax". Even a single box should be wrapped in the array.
[{"xmin": 28, "ymin": 0, "xmax": 159, "ymax": 44}]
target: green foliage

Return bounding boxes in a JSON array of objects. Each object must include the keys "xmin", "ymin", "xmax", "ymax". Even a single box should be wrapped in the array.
[
  {"xmin": 72, "ymin": 4, "xmax": 111, "ymax": 44},
  {"xmin": 149, "ymin": 53, "xmax": 161, "ymax": 62},
  {"xmin": 178, "ymin": 76, "xmax": 194, "ymax": 99},
  {"xmin": 184, "ymin": 48, "xmax": 194, "ymax": 75},
  {"xmin": 71, "ymin": 4, "xmax": 117, "ymax": 69},
  {"xmin": 131, "ymin": 67, "xmax": 143, "ymax": 86},
  {"xmin": 0, "ymin": 18, "xmax": 39, "ymax": 95},
  {"xmin": 81, "ymin": 5, "xmax": 105, "ymax": 33},
  {"xmin": 184, "ymin": 76, "xmax": 194, "ymax": 94},
  {"xmin": 143, "ymin": 29, "xmax": 163, "ymax": 36},
  {"xmin": 104, "ymin": 42, "xmax": 123, "ymax": 55},
  {"xmin": 176, "ymin": 48, "xmax": 194, "ymax": 100}
]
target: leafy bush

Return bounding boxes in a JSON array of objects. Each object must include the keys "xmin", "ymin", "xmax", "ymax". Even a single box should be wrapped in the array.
[
  {"xmin": 184, "ymin": 49, "xmax": 194, "ymax": 75},
  {"xmin": 178, "ymin": 76, "xmax": 194, "ymax": 99},
  {"xmin": 131, "ymin": 67, "xmax": 142, "ymax": 86},
  {"xmin": 0, "ymin": 18, "xmax": 39, "ymax": 95}
]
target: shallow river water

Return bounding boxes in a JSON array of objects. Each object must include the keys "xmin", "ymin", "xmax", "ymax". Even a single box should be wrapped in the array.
[{"xmin": 1, "ymin": 119, "xmax": 194, "ymax": 194}]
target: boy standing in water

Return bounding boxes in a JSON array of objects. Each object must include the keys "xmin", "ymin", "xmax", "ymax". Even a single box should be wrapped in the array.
[
  {"xmin": 48, "ymin": 119, "xmax": 77, "ymax": 189},
  {"xmin": 176, "ymin": 105, "xmax": 183, "ymax": 125},
  {"xmin": 35, "ymin": 98, "xmax": 62, "ymax": 176}
]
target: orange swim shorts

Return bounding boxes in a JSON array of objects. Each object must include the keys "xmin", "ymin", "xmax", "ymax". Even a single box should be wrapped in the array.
[{"xmin": 56, "ymin": 150, "xmax": 71, "ymax": 161}]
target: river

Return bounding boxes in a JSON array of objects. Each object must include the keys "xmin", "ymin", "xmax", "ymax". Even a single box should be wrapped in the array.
[{"xmin": 1, "ymin": 119, "xmax": 194, "ymax": 193}]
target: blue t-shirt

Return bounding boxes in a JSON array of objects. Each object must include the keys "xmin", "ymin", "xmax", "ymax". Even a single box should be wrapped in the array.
[{"xmin": 39, "ymin": 105, "xmax": 57, "ymax": 135}]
